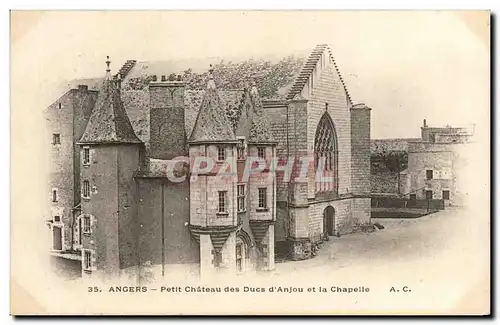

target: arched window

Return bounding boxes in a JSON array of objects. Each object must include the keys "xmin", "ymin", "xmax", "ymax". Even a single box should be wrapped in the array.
[{"xmin": 314, "ymin": 112, "xmax": 338, "ymax": 194}]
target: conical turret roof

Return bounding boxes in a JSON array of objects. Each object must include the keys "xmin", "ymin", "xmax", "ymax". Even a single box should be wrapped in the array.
[
  {"xmin": 189, "ymin": 66, "xmax": 236, "ymax": 143},
  {"xmin": 79, "ymin": 57, "xmax": 141, "ymax": 145}
]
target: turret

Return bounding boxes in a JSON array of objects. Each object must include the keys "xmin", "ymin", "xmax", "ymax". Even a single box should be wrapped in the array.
[{"xmin": 76, "ymin": 56, "xmax": 143, "ymax": 277}]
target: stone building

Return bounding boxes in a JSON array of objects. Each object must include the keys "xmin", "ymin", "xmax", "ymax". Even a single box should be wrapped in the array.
[
  {"xmin": 402, "ymin": 119, "xmax": 474, "ymax": 206},
  {"xmin": 44, "ymin": 44, "xmax": 372, "ymax": 277}
]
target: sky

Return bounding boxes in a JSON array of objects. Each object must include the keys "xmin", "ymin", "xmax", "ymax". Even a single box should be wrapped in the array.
[{"xmin": 11, "ymin": 11, "xmax": 490, "ymax": 139}]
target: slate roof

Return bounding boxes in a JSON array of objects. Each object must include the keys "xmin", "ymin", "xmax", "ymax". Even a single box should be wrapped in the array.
[
  {"xmin": 248, "ymin": 86, "xmax": 277, "ymax": 144},
  {"xmin": 78, "ymin": 73, "xmax": 142, "ymax": 144},
  {"xmin": 57, "ymin": 45, "xmax": 351, "ymax": 145},
  {"xmin": 188, "ymin": 72, "xmax": 237, "ymax": 143}
]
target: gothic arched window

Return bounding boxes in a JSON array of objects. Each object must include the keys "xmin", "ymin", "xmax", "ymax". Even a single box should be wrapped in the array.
[{"xmin": 314, "ymin": 112, "xmax": 339, "ymax": 193}]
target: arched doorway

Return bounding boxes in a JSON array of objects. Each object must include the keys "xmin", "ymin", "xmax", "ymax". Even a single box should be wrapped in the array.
[
  {"xmin": 323, "ymin": 206, "xmax": 335, "ymax": 237},
  {"xmin": 235, "ymin": 231, "xmax": 251, "ymax": 273}
]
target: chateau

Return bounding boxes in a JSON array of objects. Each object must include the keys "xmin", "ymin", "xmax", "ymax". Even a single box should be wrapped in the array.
[{"xmin": 44, "ymin": 44, "xmax": 372, "ymax": 278}]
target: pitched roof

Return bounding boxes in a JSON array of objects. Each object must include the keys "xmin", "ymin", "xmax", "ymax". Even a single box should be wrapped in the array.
[
  {"xmin": 78, "ymin": 70, "xmax": 142, "ymax": 145},
  {"xmin": 286, "ymin": 44, "xmax": 352, "ymax": 104},
  {"xmin": 188, "ymin": 72, "xmax": 236, "ymax": 143}
]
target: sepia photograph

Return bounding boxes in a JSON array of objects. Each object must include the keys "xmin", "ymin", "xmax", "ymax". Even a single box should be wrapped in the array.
[{"xmin": 10, "ymin": 10, "xmax": 490, "ymax": 315}]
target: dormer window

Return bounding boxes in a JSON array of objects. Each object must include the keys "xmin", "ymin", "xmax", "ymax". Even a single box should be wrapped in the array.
[
  {"xmin": 257, "ymin": 147, "xmax": 266, "ymax": 159},
  {"xmin": 217, "ymin": 146, "xmax": 226, "ymax": 161},
  {"xmin": 237, "ymin": 137, "xmax": 246, "ymax": 160},
  {"xmin": 237, "ymin": 146, "xmax": 245, "ymax": 160}
]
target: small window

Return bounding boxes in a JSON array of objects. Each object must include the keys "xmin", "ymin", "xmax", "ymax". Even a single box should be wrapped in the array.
[
  {"xmin": 52, "ymin": 189, "xmax": 58, "ymax": 202},
  {"xmin": 258, "ymin": 188, "xmax": 267, "ymax": 209},
  {"xmin": 237, "ymin": 140, "xmax": 245, "ymax": 160},
  {"xmin": 217, "ymin": 146, "xmax": 226, "ymax": 161},
  {"xmin": 409, "ymin": 194, "xmax": 417, "ymax": 200},
  {"xmin": 426, "ymin": 170, "xmax": 433, "ymax": 180},
  {"xmin": 236, "ymin": 243, "xmax": 243, "ymax": 272},
  {"xmin": 82, "ymin": 215, "xmax": 91, "ymax": 234},
  {"xmin": 54, "ymin": 215, "xmax": 61, "ymax": 223},
  {"xmin": 442, "ymin": 190, "xmax": 450, "ymax": 200},
  {"xmin": 218, "ymin": 191, "xmax": 227, "ymax": 213},
  {"xmin": 83, "ymin": 147, "xmax": 90, "ymax": 166},
  {"xmin": 83, "ymin": 249, "xmax": 93, "ymax": 271},
  {"xmin": 52, "ymin": 133, "xmax": 61, "ymax": 145},
  {"xmin": 237, "ymin": 185, "xmax": 245, "ymax": 212},
  {"xmin": 237, "ymin": 147, "xmax": 245, "ymax": 160},
  {"xmin": 257, "ymin": 147, "xmax": 266, "ymax": 159},
  {"xmin": 425, "ymin": 190, "xmax": 433, "ymax": 200},
  {"xmin": 58, "ymin": 103, "xmax": 62, "ymax": 109},
  {"xmin": 83, "ymin": 180, "xmax": 90, "ymax": 199},
  {"xmin": 213, "ymin": 250, "xmax": 222, "ymax": 267}
]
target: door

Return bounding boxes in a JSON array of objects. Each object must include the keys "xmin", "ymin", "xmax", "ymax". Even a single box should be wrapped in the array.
[
  {"xmin": 323, "ymin": 206, "xmax": 335, "ymax": 236},
  {"xmin": 425, "ymin": 190, "xmax": 433, "ymax": 200},
  {"xmin": 53, "ymin": 226, "xmax": 62, "ymax": 250}
]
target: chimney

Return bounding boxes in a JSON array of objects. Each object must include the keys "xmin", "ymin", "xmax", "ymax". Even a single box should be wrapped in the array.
[
  {"xmin": 423, "ymin": 119, "xmax": 427, "ymax": 128},
  {"xmin": 148, "ymin": 73, "xmax": 186, "ymax": 159}
]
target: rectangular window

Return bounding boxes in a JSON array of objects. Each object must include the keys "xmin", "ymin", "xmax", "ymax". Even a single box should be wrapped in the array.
[
  {"xmin": 52, "ymin": 133, "xmax": 60, "ymax": 145},
  {"xmin": 257, "ymin": 147, "xmax": 266, "ymax": 159},
  {"xmin": 426, "ymin": 170, "xmax": 433, "ymax": 180},
  {"xmin": 83, "ymin": 147, "xmax": 90, "ymax": 166},
  {"xmin": 237, "ymin": 185, "xmax": 245, "ymax": 212},
  {"xmin": 218, "ymin": 191, "xmax": 227, "ymax": 213},
  {"xmin": 54, "ymin": 216, "xmax": 61, "ymax": 223},
  {"xmin": 83, "ymin": 215, "xmax": 91, "ymax": 234},
  {"xmin": 442, "ymin": 190, "xmax": 450, "ymax": 200},
  {"xmin": 83, "ymin": 250, "xmax": 92, "ymax": 271},
  {"xmin": 52, "ymin": 189, "xmax": 58, "ymax": 202},
  {"xmin": 82, "ymin": 180, "xmax": 90, "ymax": 199},
  {"xmin": 409, "ymin": 194, "xmax": 417, "ymax": 200},
  {"xmin": 217, "ymin": 146, "xmax": 226, "ymax": 161},
  {"xmin": 258, "ymin": 188, "xmax": 267, "ymax": 209},
  {"xmin": 425, "ymin": 190, "xmax": 433, "ymax": 200}
]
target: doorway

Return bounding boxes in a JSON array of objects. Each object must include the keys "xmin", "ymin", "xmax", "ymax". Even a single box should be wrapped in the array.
[
  {"xmin": 323, "ymin": 206, "xmax": 335, "ymax": 237},
  {"xmin": 53, "ymin": 226, "xmax": 63, "ymax": 251}
]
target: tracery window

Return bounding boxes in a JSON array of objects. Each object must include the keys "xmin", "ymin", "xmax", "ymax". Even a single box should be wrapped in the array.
[{"xmin": 314, "ymin": 112, "xmax": 339, "ymax": 193}]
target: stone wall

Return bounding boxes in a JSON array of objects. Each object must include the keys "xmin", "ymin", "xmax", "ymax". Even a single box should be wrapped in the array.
[
  {"xmin": 45, "ymin": 87, "xmax": 97, "ymax": 251},
  {"xmin": 303, "ymin": 57, "xmax": 352, "ymax": 198},
  {"xmin": 149, "ymin": 83, "xmax": 187, "ymax": 159},
  {"xmin": 350, "ymin": 106, "xmax": 371, "ymax": 195}
]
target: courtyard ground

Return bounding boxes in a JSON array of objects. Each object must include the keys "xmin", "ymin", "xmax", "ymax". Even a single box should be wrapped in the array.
[{"xmin": 265, "ymin": 207, "xmax": 489, "ymax": 314}]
